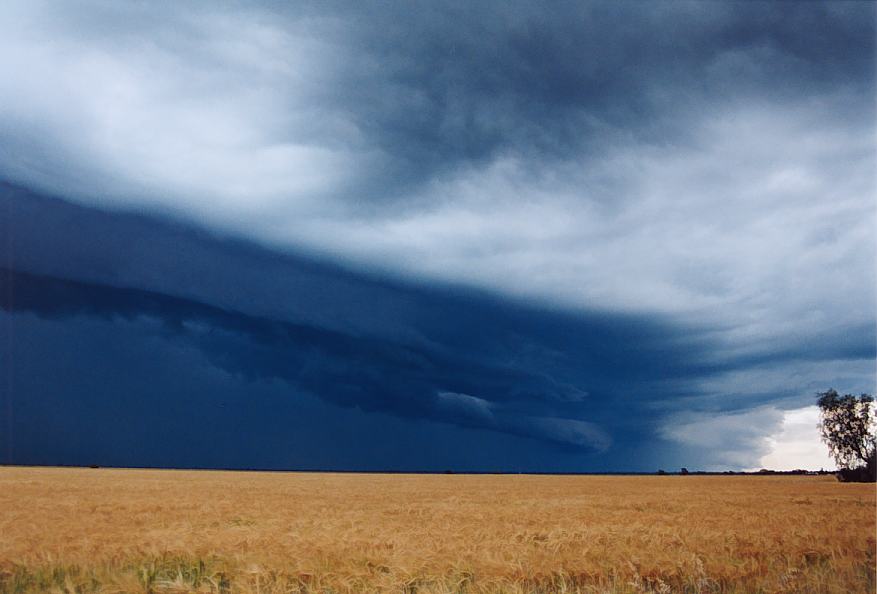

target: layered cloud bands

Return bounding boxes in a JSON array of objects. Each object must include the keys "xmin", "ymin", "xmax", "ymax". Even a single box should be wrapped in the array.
[{"xmin": 0, "ymin": 2, "xmax": 874, "ymax": 469}]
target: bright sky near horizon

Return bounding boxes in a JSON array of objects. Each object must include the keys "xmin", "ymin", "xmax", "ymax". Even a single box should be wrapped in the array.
[{"xmin": 757, "ymin": 407, "xmax": 836, "ymax": 471}]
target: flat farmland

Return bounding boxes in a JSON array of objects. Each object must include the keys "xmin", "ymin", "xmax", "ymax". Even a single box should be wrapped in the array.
[{"xmin": 0, "ymin": 467, "xmax": 873, "ymax": 593}]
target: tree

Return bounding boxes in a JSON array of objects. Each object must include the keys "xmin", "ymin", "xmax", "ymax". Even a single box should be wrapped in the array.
[{"xmin": 816, "ymin": 389, "xmax": 876, "ymax": 482}]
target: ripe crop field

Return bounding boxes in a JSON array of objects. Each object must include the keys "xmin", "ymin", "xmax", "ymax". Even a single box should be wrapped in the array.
[{"xmin": 0, "ymin": 467, "xmax": 874, "ymax": 593}]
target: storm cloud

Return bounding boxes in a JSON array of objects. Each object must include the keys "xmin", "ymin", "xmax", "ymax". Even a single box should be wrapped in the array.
[{"xmin": 0, "ymin": 1, "xmax": 874, "ymax": 470}]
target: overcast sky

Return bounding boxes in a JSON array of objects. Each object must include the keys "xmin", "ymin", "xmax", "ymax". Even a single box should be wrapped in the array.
[{"xmin": 1, "ymin": 1, "xmax": 874, "ymax": 471}]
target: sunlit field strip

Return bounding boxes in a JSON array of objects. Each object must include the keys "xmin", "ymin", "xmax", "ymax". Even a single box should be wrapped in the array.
[{"xmin": 1, "ymin": 467, "xmax": 874, "ymax": 593}]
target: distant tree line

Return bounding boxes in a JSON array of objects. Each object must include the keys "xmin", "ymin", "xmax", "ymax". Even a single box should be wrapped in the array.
[{"xmin": 655, "ymin": 468, "xmax": 832, "ymax": 476}]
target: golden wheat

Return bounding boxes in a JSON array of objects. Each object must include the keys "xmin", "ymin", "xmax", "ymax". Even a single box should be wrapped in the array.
[{"xmin": 0, "ymin": 467, "xmax": 873, "ymax": 593}]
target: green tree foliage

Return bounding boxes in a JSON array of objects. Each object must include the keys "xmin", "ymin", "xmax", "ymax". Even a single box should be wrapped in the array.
[{"xmin": 816, "ymin": 389, "xmax": 876, "ymax": 482}]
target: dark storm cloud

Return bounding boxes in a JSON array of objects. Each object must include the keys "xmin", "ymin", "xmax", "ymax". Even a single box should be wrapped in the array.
[
  {"xmin": 4, "ymin": 311, "xmax": 614, "ymax": 472},
  {"xmin": 2, "ymin": 187, "xmax": 875, "ymax": 470},
  {"xmin": 1, "ymin": 267, "xmax": 615, "ymax": 451},
  {"xmin": 313, "ymin": 1, "xmax": 873, "ymax": 189},
  {"xmin": 0, "ymin": 1, "xmax": 874, "ymax": 470},
  {"xmin": 0, "ymin": 207, "xmax": 712, "ymax": 455},
  {"xmin": 0, "ymin": 188, "xmax": 695, "ymax": 462}
]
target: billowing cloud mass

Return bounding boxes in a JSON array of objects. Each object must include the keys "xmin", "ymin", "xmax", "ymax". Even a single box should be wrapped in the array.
[{"xmin": 0, "ymin": 1, "xmax": 874, "ymax": 471}]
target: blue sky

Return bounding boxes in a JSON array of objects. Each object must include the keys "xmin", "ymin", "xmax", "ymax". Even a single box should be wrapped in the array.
[{"xmin": 0, "ymin": 1, "xmax": 874, "ymax": 471}]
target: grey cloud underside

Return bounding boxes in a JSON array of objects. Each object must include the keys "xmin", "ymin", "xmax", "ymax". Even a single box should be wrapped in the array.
[
  {"xmin": 318, "ymin": 2, "xmax": 873, "ymax": 185},
  {"xmin": 0, "ymin": 1, "xmax": 872, "ymax": 328}
]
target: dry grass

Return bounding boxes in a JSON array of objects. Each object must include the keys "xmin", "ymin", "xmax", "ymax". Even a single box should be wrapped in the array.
[{"xmin": 0, "ymin": 467, "xmax": 874, "ymax": 593}]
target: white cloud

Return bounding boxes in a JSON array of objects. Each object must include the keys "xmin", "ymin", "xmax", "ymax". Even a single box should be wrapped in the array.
[
  {"xmin": 757, "ymin": 406, "xmax": 836, "ymax": 471},
  {"xmin": 0, "ymin": 1, "xmax": 381, "ymax": 217}
]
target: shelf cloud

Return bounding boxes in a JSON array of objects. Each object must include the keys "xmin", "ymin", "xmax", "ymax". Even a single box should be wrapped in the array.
[{"xmin": 0, "ymin": 1, "xmax": 873, "ymax": 470}]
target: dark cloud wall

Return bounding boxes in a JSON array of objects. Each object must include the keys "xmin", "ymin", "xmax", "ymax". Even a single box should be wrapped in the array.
[
  {"xmin": 1, "ymin": 186, "xmax": 873, "ymax": 470},
  {"xmin": 1, "ymin": 267, "xmax": 618, "ymax": 450},
  {"xmin": 0, "ymin": 187, "xmax": 703, "ymax": 467},
  {"xmin": 3, "ymin": 313, "xmax": 596, "ymax": 472},
  {"xmin": 0, "ymin": 1, "xmax": 874, "ymax": 471}
]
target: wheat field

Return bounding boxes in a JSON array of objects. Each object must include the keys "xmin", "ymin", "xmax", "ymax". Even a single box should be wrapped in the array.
[{"xmin": 0, "ymin": 467, "xmax": 874, "ymax": 593}]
